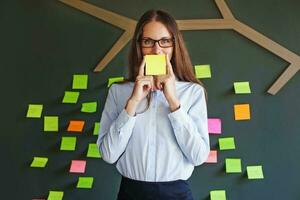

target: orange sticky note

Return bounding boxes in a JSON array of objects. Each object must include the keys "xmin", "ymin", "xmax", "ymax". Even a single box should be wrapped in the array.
[
  {"xmin": 205, "ymin": 150, "xmax": 217, "ymax": 163},
  {"xmin": 67, "ymin": 120, "xmax": 85, "ymax": 132},
  {"xmin": 69, "ymin": 160, "xmax": 86, "ymax": 173},
  {"xmin": 234, "ymin": 104, "xmax": 250, "ymax": 120}
]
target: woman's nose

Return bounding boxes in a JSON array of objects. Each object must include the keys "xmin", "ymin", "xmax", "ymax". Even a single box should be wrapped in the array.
[{"xmin": 151, "ymin": 42, "xmax": 162, "ymax": 54}]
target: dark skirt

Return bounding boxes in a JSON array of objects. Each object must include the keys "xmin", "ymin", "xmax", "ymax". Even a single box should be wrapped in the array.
[{"xmin": 117, "ymin": 176, "xmax": 194, "ymax": 200}]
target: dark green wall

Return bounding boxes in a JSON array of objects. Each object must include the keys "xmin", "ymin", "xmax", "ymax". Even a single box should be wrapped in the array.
[{"xmin": 1, "ymin": 0, "xmax": 300, "ymax": 199}]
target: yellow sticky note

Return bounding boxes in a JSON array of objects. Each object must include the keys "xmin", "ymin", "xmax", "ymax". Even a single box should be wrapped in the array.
[
  {"xmin": 93, "ymin": 122, "xmax": 100, "ymax": 135},
  {"xmin": 234, "ymin": 81, "xmax": 251, "ymax": 94},
  {"xmin": 77, "ymin": 177, "xmax": 94, "ymax": 189},
  {"xmin": 62, "ymin": 91, "xmax": 79, "ymax": 103},
  {"xmin": 44, "ymin": 116, "xmax": 59, "ymax": 132},
  {"xmin": 81, "ymin": 102, "xmax": 97, "ymax": 113},
  {"xmin": 26, "ymin": 104, "xmax": 43, "ymax": 118},
  {"xmin": 225, "ymin": 158, "xmax": 242, "ymax": 173},
  {"xmin": 195, "ymin": 64, "xmax": 211, "ymax": 78},
  {"xmin": 60, "ymin": 137, "xmax": 76, "ymax": 151},
  {"xmin": 30, "ymin": 157, "xmax": 48, "ymax": 168},
  {"xmin": 87, "ymin": 143, "xmax": 101, "ymax": 158},
  {"xmin": 219, "ymin": 137, "xmax": 235, "ymax": 150},
  {"xmin": 145, "ymin": 55, "xmax": 166, "ymax": 75},
  {"xmin": 234, "ymin": 104, "xmax": 250, "ymax": 120},
  {"xmin": 72, "ymin": 74, "xmax": 88, "ymax": 89},
  {"xmin": 247, "ymin": 165, "xmax": 264, "ymax": 179},
  {"xmin": 47, "ymin": 191, "xmax": 64, "ymax": 200},
  {"xmin": 107, "ymin": 77, "xmax": 124, "ymax": 87},
  {"xmin": 210, "ymin": 190, "xmax": 226, "ymax": 200}
]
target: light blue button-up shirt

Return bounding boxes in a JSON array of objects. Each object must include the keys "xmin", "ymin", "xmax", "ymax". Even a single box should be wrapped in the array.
[{"xmin": 97, "ymin": 81, "xmax": 210, "ymax": 182}]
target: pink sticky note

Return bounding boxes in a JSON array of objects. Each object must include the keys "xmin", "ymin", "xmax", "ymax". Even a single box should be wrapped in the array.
[
  {"xmin": 205, "ymin": 150, "xmax": 217, "ymax": 163},
  {"xmin": 208, "ymin": 118, "xmax": 222, "ymax": 134},
  {"xmin": 69, "ymin": 160, "xmax": 86, "ymax": 173}
]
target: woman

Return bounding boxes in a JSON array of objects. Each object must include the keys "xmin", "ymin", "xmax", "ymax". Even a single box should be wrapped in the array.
[{"xmin": 97, "ymin": 9, "xmax": 210, "ymax": 200}]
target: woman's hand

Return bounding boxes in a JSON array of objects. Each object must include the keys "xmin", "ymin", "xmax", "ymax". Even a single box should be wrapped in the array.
[
  {"xmin": 125, "ymin": 58, "xmax": 154, "ymax": 116},
  {"xmin": 130, "ymin": 58, "xmax": 154, "ymax": 102},
  {"xmin": 155, "ymin": 54, "xmax": 180, "ymax": 112}
]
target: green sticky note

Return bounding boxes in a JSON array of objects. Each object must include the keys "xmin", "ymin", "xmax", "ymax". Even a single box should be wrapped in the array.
[
  {"xmin": 210, "ymin": 190, "xmax": 226, "ymax": 200},
  {"xmin": 77, "ymin": 177, "xmax": 94, "ymax": 189},
  {"xmin": 30, "ymin": 157, "xmax": 48, "ymax": 168},
  {"xmin": 81, "ymin": 102, "xmax": 97, "ymax": 113},
  {"xmin": 219, "ymin": 137, "xmax": 235, "ymax": 150},
  {"xmin": 234, "ymin": 81, "xmax": 251, "ymax": 94},
  {"xmin": 60, "ymin": 137, "xmax": 76, "ymax": 151},
  {"xmin": 47, "ymin": 191, "xmax": 64, "ymax": 200},
  {"xmin": 145, "ymin": 55, "xmax": 166, "ymax": 75},
  {"xmin": 72, "ymin": 74, "xmax": 88, "ymax": 89},
  {"xmin": 62, "ymin": 91, "xmax": 79, "ymax": 103},
  {"xmin": 93, "ymin": 122, "xmax": 100, "ymax": 135},
  {"xmin": 107, "ymin": 77, "xmax": 124, "ymax": 87},
  {"xmin": 44, "ymin": 116, "xmax": 59, "ymax": 132},
  {"xmin": 195, "ymin": 64, "xmax": 211, "ymax": 78},
  {"xmin": 247, "ymin": 165, "xmax": 264, "ymax": 179},
  {"xmin": 26, "ymin": 104, "xmax": 43, "ymax": 118},
  {"xmin": 225, "ymin": 158, "xmax": 242, "ymax": 173},
  {"xmin": 87, "ymin": 143, "xmax": 101, "ymax": 158}
]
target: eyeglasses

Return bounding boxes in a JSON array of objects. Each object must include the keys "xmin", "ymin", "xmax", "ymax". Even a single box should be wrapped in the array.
[{"xmin": 139, "ymin": 37, "xmax": 174, "ymax": 48}]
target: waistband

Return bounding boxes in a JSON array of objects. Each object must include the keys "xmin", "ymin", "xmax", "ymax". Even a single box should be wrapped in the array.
[{"xmin": 121, "ymin": 176, "xmax": 188, "ymax": 185}]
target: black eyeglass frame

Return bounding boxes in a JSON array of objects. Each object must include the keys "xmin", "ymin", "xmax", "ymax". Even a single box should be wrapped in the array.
[{"xmin": 138, "ymin": 37, "xmax": 175, "ymax": 48}]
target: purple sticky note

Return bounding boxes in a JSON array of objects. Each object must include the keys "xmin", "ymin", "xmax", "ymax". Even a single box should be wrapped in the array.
[{"xmin": 208, "ymin": 118, "xmax": 222, "ymax": 134}]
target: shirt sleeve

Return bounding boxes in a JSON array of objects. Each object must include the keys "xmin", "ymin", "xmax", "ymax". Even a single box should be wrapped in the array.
[
  {"xmin": 96, "ymin": 85, "xmax": 136, "ymax": 164},
  {"xmin": 168, "ymin": 85, "xmax": 210, "ymax": 166}
]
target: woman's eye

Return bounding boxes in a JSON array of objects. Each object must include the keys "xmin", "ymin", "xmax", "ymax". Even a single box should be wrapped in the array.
[
  {"xmin": 161, "ymin": 39, "xmax": 168, "ymax": 44},
  {"xmin": 161, "ymin": 39, "xmax": 172, "ymax": 44},
  {"xmin": 144, "ymin": 39, "xmax": 153, "ymax": 45}
]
